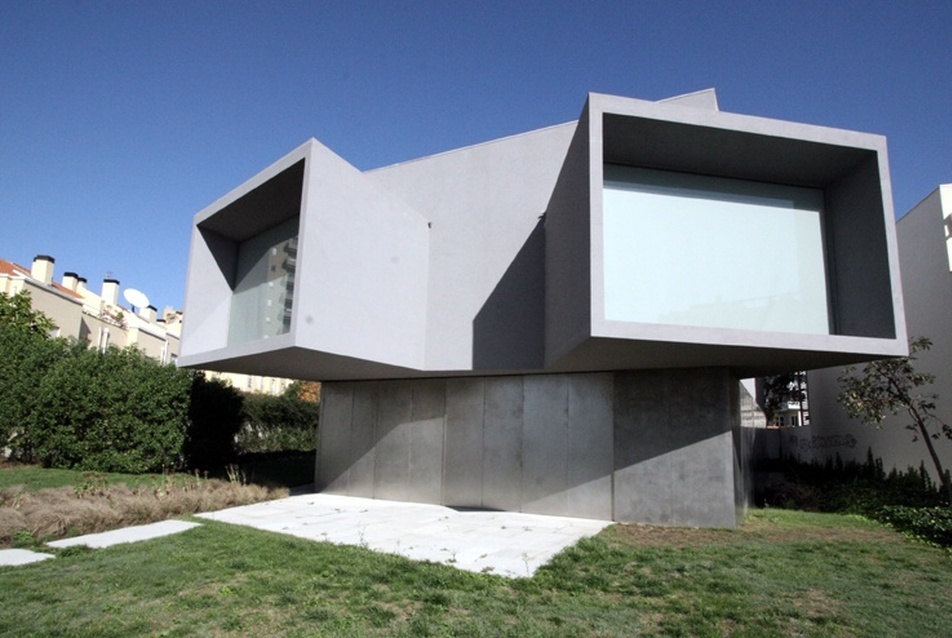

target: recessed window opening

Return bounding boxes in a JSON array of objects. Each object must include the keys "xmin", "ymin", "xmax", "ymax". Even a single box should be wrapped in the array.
[
  {"xmin": 228, "ymin": 217, "xmax": 299, "ymax": 345},
  {"xmin": 602, "ymin": 165, "xmax": 830, "ymax": 335}
]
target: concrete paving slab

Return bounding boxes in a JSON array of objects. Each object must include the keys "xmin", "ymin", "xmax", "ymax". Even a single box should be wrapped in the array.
[
  {"xmin": 198, "ymin": 493, "xmax": 611, "ymax": 578},
  {"xmin": 0, "ymin": 548, "xmax": 55, "ymax": 567},
  {"xmin": 47, "ymin": 520, "xmax": 201, "ymax": 549}
]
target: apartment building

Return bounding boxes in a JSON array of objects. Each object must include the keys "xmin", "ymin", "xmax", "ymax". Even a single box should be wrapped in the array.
[{"xmin": 1, "ymin": 254, "xmax": 291, "ymax": 395}]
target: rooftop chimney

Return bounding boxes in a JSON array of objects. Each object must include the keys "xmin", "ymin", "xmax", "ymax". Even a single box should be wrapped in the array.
[
  {"xmin": 62, "ymin": 272, "xmax": 79, "ymax": 291},
  {"xmin": 140, "ymin": 305, "xmax": 157, "ymax": 323},
  {"xmin": 101, "ymin": 278, "xmax": 120, "ymax": 307},
  {"xmin": 76, "ymin": 277, "xmax": 88, "ymax": 294},
  {"xmin": 31, "ymin": 255, "xmax": 54, "ymax": 285}
]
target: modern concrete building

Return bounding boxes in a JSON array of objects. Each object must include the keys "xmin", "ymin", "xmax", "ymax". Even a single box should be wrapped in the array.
[
  {"xmin": 807, "ymin": 185, "xmax": 952, "ymax": 482},
  {"xmin": 179, "ymin": 90, "xmax": 906, "ymax": 527}
]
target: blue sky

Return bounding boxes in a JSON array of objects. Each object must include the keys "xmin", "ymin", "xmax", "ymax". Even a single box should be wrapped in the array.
[{"xmin": 1, "ymin": 1, "xmax": 950, "ymax": 312}]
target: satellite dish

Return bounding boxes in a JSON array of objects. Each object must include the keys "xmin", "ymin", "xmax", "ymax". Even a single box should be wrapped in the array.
[{"xmin": 123, "ymin": 288, "xmax": 150, "ymax": 311}]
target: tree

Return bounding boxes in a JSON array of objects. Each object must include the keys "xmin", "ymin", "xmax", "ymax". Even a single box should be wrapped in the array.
[
  {"xmin": 0, "ymin": 291, "xmax": 65, "ymax": 458},
  {"xmin": 284, "ymin": 380, "xmax": 321, "ymax": 403},
  {"xmin": 0, "ymin": 290, "xmax": 55, "ymax": 336},
  {"xmin": 838, "ymin": 337, "xmax": 952, "ymax": 503},
  {"xmin": 762, "ymin": 371, "xmax": 808, "ymax": 425}
]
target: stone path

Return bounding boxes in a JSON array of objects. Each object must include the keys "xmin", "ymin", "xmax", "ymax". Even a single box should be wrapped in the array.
[
  {"xmin": 198, "ymin": 493, "xmax": 611, "ymax": 578},
  {"xmin": 2, "ymin": 494, "xmax": 611, "ymax": 578}
]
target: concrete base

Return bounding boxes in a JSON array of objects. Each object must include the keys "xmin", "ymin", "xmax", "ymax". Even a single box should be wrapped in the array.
[{"xmin": 317, "ymin": 369, "xmax": 753, "ymax": 528}]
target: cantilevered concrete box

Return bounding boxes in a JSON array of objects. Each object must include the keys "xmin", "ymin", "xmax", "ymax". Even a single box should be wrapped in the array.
[{"xmin": 180, "ymin": 90, "xmax": 906, "ymax": 527}]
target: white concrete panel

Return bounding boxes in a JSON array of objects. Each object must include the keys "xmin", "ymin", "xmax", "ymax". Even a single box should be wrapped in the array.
[
  {"xmin": 408, "ymin": 381, "xmax": 446, "ymax": 503},
  {"xmin": 668, "ymin": 432, "xmax": 737, "ymax": 528},
  {"xmin": 522, "ymin": 375, "xmax": 569, "ymax": 515},
  {"xmin": 348, "ymin": 382, "xmax": 378, "ymax": 498},
  {"xmin": 614, "ymin": 454, "xmax": 673, "ymax": 524},
  {"xmin": 317, "ymin": 383, "xmax": 353, "ymax": 492},
  {"xmin": 482, "ymin": 377, "xmax": 523, "ymax": 511},
  {"xmin": 566, "ymin": 374, "xmax": 614, "ymax": 519},
  {"xmin": 444, "ymin": 378, "xmax": 485, "ymax": 507},
  {"xmin": 373, "ymin": 381, "xmax": 413, "ymax": 501}
]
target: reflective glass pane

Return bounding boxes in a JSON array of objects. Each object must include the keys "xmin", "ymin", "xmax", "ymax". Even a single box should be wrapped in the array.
[
  {"xmin": 603, "ymin": 165, "xmax": 830, "ymax": 334},
  {"xmin": 228, "ymin": 218, "xmax": 298, "ymax": 345}
]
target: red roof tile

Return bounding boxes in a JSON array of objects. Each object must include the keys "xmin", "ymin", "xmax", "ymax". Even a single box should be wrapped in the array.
[{"xmin": 0, "ymin": 257, "xmax": 84, "ymax": 300}]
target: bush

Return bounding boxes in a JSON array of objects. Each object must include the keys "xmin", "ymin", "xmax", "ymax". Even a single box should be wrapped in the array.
[
  {"xmin": 236, "ymin": 392, "xmax": 319, "ymax": 454},
  {"xmin": 766, "ymin": 450, "xmax": 951, "ymax": 546},
  {"xmin": 0, "ymin": 322, "xmax": 69, "ymax": 460},
  {"xmin": 29, "ymin": 344, "xmax": 192, "ymax": 473},
  {"xmin": 877, "ymin": 506, "xmax": 952, "ymax": 547},
  {"xmin": 765, "ymin": 449, "xmax": 943, "ymax": 513}
]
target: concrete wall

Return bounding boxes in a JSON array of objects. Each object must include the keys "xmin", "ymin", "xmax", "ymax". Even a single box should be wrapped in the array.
[
  {"xmin": 807, "ymin": 185, "xmax": 952, "ymax": 482},
  {"xmin": 317, "ymin": 368, "xmax": 748, "ymax": 527},
  {"xmin": 181, "ymin": 91, "xmax": 905, "ymax": 382},
  {"xmin": 367, "ymin": 123, "xmax": 576, "ymax": 372}
]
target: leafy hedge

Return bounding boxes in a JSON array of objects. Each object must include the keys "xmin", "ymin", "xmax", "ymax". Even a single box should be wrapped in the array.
[
  {"xmin": 1, "ymin": 292, "xmax": 319, "ymax": 473},
  {"xmin": 877, "ymin": 506, "xmax": 952, "ymax": 547},
  {"xmin": 0, "ymin": 322, "xmax": 68, "ymax": 461},
  {"xmin": 30, "ymin": 343, "xmax": 192, "ymax": 473},
  {"xmin": 237, "ymin": 392, "xmax": 320, "ymax": 454},
  {"xmin": 767, "ymin": 450, "xmax": 951, "ymax": 547}
]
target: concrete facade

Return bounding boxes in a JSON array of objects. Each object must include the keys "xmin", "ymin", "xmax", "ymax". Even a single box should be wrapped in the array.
[
  {"xmin": 318, "ymin": 369, "xmax": 747, "ymax": 527},
  {"xmin": 181, "ymin": 90, "xmax": 905, "ymax": 527},
  {"xmin": 807, "ymin": 185, "xmax": 952, "ymax": 482}
]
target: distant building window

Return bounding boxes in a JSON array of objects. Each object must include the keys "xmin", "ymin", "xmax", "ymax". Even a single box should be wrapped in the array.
[
  {"xmin": 602, "ymin": 165, "xmax": 830, "ymax": 335},
  {"xmin": 228, "ymin": 218, "xmax": 298, "ymax": 345}
]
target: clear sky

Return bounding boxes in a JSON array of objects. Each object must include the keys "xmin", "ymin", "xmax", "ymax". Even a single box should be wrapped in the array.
[{"xmin": 2, "ymin": 1, "xmax": 950, "ymax": 313}]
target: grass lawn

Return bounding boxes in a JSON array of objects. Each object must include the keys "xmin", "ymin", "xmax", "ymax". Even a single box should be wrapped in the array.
[{"xmin": 1, "ymin": 508, "xmax": 949, "ymax": 637}]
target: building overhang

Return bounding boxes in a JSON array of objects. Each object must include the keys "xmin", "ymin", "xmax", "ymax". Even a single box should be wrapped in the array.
[{"xmin": 180, "ymin": 90, "xmax": 907, "ymax": 380}]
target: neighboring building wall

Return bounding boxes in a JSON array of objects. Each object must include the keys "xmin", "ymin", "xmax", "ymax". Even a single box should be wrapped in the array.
[
  {"xmin": 206, "ymin": 371, "xmax": 293, "ymax": 395},
  {"xmin": 319, "ymin": 369, "xmax": 752, "ymax": 527},
  {"xmin": 807, "ymin": 185, "xmax": 952, "ymax": 481},
  {"xmin": 0, "ymin": 254, "xmax": 273, "ymax": 383}
]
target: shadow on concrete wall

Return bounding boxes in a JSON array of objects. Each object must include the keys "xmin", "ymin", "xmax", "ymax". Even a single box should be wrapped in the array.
[
  {"xmin": 471, "ymin": 218, "xmax": 546, "ymax": 371},
  {"xmin": 318, "ymin": 370, "xmax": 750, "ymax": 527}
]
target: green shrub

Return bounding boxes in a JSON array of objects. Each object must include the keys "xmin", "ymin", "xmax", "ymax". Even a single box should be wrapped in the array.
[
  {"xmin": 877, "ymin": 506, "xmax": 952, "ymax": 547},
  {"xmin": 237, "ymin": 393, "xmax": 319, "ymax": 454},
  {"xmin": 29, "ymin": 344, "xmax": 192, "ymax": 473},
  {"xmin": 767, "ymin": 450, "xmax": 951, "ymax": 547},
  {"xmin": 766, "ymin": 449, "xmax": 943, "ymax": 513},
  {"xmin": 0, "ymin": 322, "xmax": 69, "ymax": 460}
]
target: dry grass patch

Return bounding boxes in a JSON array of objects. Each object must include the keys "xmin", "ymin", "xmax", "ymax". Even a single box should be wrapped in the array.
[
  {"xmin": 0, "ymin": 475, "xmax": 286, "ymax": 546},
  {"xmin": 602, "ymin": 508, "xmax": 898, "ymax": 550}
]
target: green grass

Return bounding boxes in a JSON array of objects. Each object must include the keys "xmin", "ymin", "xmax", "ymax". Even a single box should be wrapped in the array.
[
  {"xmin": 1, "ymin": 508, "xmax": 949, "ymax": 637},
  {"xmin": 0, "ymin": 452, "xmax": 315, "ymax": 493}
]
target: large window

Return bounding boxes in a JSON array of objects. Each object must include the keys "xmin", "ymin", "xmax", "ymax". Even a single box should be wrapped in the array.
[
  {"xmin": 603, "ymin": 165, "xmax": 830, "ymax": 335},
  {"xmin": 228, "ymin": 218, "xmax": 298, "ymax": 345}
]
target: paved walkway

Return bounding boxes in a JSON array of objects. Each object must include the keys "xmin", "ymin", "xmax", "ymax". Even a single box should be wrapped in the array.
[
  {"xmin": 198, "ymin": 494, "xmax": 611, "ymax": 578},
  {"xmin": 1, "ymin": 494, "xmax": 611, "ymax": 577}
]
